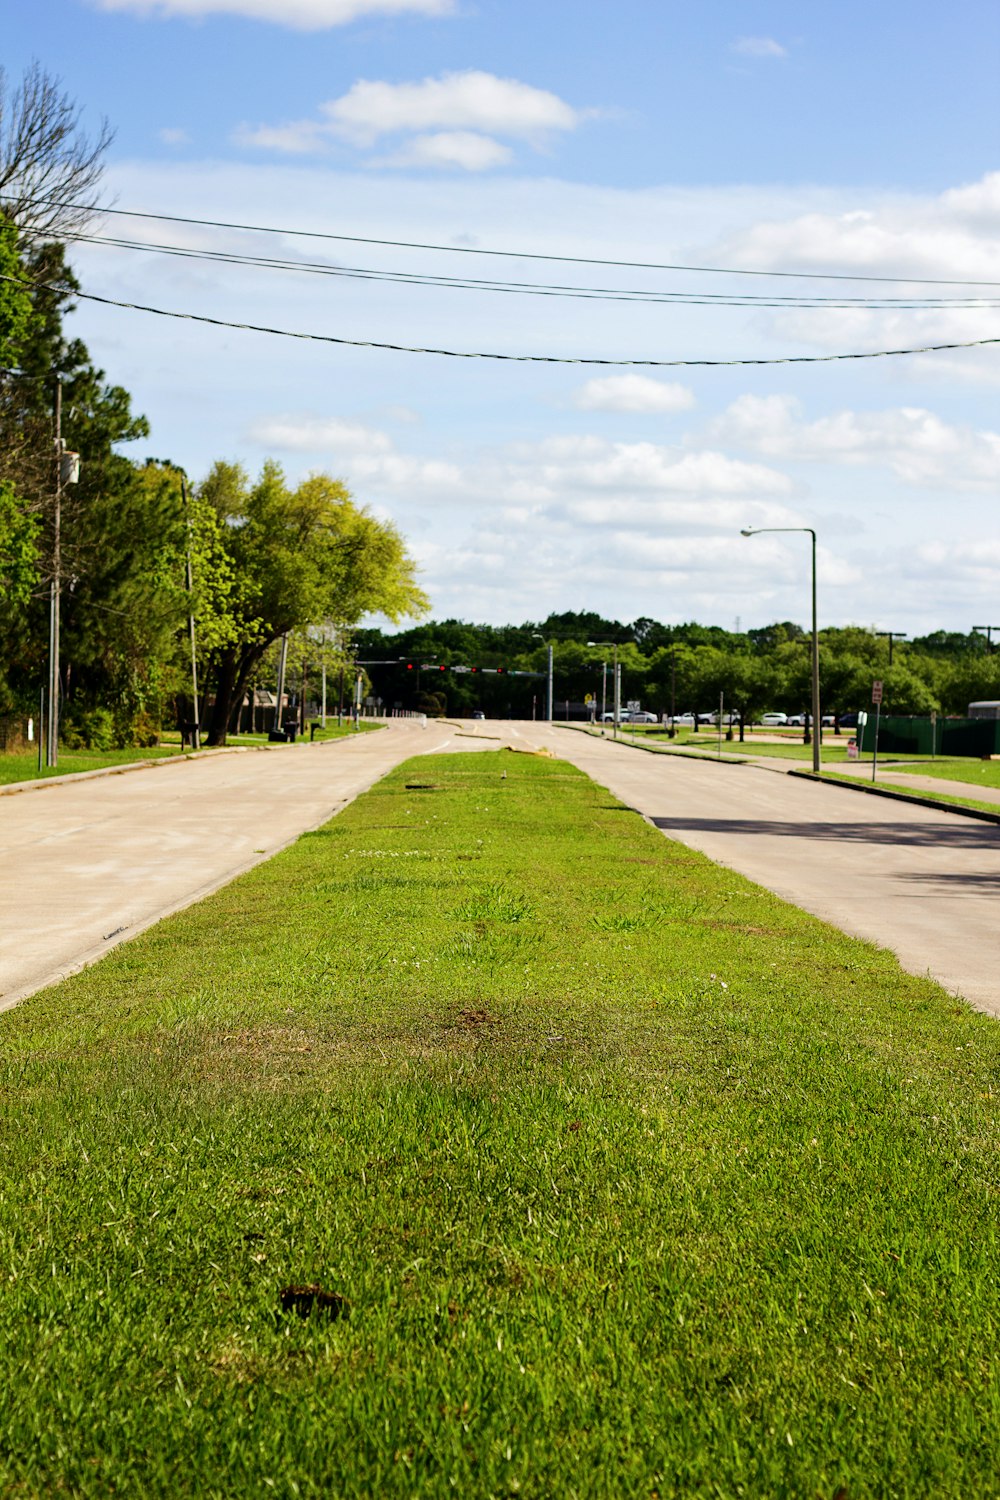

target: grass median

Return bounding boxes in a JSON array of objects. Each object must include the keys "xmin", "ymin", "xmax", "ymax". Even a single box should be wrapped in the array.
[{"xmin": 2, "ymin": 749, "xmax": 999, "ymax": 1497}]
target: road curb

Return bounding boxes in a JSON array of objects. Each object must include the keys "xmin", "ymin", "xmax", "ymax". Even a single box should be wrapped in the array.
[{"xmin": 788, "ymin": 769, "xmax": 1000, "ymax": 826}]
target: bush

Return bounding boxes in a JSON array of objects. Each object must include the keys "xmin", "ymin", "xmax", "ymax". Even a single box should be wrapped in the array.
[{"xmin": 61, "ymin": 706, "xmax": 114, "ymax": 751}]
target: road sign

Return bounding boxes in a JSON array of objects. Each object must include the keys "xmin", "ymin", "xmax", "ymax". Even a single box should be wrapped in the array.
[
  {"xmin": 584, "ymin": 693, "xmax": 593, "ymax": 704},
  {"xmin": 626, "ymin": 700, "xmax": 640, "ymax": 712},
  {"xmin": 872, "ymin": 680, "xmax": 883, "ymax": 705}
]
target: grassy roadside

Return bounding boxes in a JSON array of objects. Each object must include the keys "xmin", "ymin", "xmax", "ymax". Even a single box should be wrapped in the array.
[
  {"xmin": 0, "ymin": 723, "xmax": 379, "ymax": 787},
  {"xmin": 596, "ymin": 727, "xmax": 860, "ymax": 764},
  {"xmin": 887, "ymin": 756, "xmax": 1000, "ymax": 790},
  {"xmin": 816, "ymin": 772, "xmax": 1000, "ymax": 819},
  {"xmin": 2, "ymin": 750, "xmax": 1000, "ymax": 1497}
]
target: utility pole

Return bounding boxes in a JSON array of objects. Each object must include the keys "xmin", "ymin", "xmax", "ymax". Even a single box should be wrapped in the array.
[
  {"xmin": 973, "ymin": 625, "xmax": 1000, "ymax": 652},
  {"xmin": 547, "ymin": 643, "xmax": 554, "ymax": 723},
  {"xmin": 181, "ymin": 478, "xmax": 200, "ymax": 749},
  {"xmin": 46, "ymin": 381, "xmax": 62, "ymax": 768},
  {"xmin": 876, "ymin": 630, "xmax": 907, "ymax": 665}
]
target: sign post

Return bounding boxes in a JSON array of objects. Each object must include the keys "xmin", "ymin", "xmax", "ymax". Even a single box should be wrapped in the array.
[{"xmin": 871, "ymin": 680, "xmax": 883, "ymax": 782}]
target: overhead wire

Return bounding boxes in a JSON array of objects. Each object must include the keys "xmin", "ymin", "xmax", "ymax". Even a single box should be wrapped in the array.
[
  {"xmin": 50, "ymin": 228, "xmax": 1000, "ymax": 310},
  {"xmin": 3, "ymin": 270, "xmax": 997, "ymax": 367},
  {"xmin": 5, "ymin": 192, "xmax": 1000, "ymax": 288}
]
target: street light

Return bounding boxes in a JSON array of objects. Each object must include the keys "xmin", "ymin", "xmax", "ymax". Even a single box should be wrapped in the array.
[
  {"xmin": 587, "ymin": 640, "xmax": 620, "ymax": 739},
  {"xmin": 741, "ymin": 526, "xmax": 821, "ymax": 775},
  {"xmin": 530, "ymin": 633, "xmax": 554, "ymax": 721}
]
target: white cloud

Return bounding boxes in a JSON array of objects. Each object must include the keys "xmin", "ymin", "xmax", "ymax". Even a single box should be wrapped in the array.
[
  {"xmin": 573, "ymin": 375, "xmax": 696, "ymax": 414},
  {"xmin": 707, "ymin": 395, "xmax": 1000, "ymax": 489},
  {"xmin": 370, "ymin": 132, "xmax": 513, "ymax": 172},
  {"xmin": 525, "ymin": 436, "xmax": 796, "ymax": 498},
  {"xmin": 720, "ymin": 180, "xmax": 1000, "ymax": 283},
  {"xmin": 232, "ymin": 120, "xmax": 326, "ymax": 154},
  {"xmin": 94, "ymin": 0, "xmax": 455, "ymax": 28},
  {"xmin": 322, "ymin": 71, "xmax": 582, "ymax": 145},
  {"xmin": 246, "ymin": 414, "xmax": 463, "ymax": 491},
  {"xmin": 157, "ymin": 127, "xmax": 191, "ymax": 145},
  {"xmin": 732, "ymin": 36, "xmax": 787, "ymax": 58},
  {"xmin": 237, "ymin": 71, "xmax": 588, "ymax": 169},
  {"xmin": 249, "ymin": 416, "xmax": 394, "ymax": 455}
]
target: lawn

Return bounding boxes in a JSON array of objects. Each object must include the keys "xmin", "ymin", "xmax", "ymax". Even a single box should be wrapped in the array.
[
  {"xmin": 887, "ymin": 756, "xmax": 1000, "ymax": 790},
  {"xmin": 606, "ymin": 727, "xmax": 861, "ymax": 764},
  {"xmin": 0, "ymin": 722, "xmax": 379, "ymax": 787},
  {"xmin": 2, "ymin": 750, "xmax": 999, "ymax": 1497}
]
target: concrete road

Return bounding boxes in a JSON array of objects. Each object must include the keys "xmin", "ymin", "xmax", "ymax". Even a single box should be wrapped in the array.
[
  {"xmin": 0, "ymin": 720, "xmax": 450, "ymax": 1011},
  {"xmin": 4, "ymin": 716, "xmax": 999, "ymax": 1019},
  {"xmin": 523, "ymin": 724, "xmax": 1000, "ymax": 1017}
]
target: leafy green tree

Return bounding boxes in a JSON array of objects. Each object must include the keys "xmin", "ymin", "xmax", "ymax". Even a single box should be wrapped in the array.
[{"xmin": 198, "ymin": 462, "xmax": 429, "ymax": 744}]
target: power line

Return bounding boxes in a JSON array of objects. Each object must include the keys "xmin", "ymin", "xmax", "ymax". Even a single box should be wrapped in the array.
[
  {"xmin": 4, "ymin": 270, "xmax": 998, "ymax": 367},
  {"xmin": 7, "ymin": 192, "xmax": 1000, "ymax": 288},
  {"xmin": 53, "ymin": 229, "xmax": 1000, "ymax": 311}
]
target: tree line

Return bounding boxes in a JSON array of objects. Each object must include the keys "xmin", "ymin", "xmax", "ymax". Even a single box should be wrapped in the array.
[
  {"xmin": 355, "ymin": 613, "xmax": 1000, "ymax": 728},
  {"xmin": 0, "ymin": 65, "xmax": 428, "ymax": 749}
]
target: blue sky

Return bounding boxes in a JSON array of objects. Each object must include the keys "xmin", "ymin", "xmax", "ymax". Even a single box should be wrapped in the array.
[{"xmin": 5, "ymin": 0, "xmax": 1000, "ymax": 631}]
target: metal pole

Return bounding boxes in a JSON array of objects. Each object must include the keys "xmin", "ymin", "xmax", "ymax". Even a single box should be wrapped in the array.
[
  {"xmin": 718, "ymin": 692, "xmax": 724, "ymax": 758},
  {"xmin": 47, "ymin": 381, "xmax": 62, "ymax": 768},
  {"xmin": 547, "ymin": 644, "xmax": 553, "ymax": 722},
  {"xmin": 38, "ymin": 685, "xmax": 45, "ymax": 775},
  {"xmin": 613, "ymin": 645, "xmax": 620, "ymax": 740},
  {"xmin": 810, "ymin": 528, "xmax": 820, "ymax": 775},
  {"xmin": 670, "ymin": 649, "xmax": 676, "ymax": 733},
  {"xmin": 181, "ymin": 479, "xmax": 200, "ymax": 749},
  {"xmin": 601, "ymin": 661, "xmax": 607, "ymax": 722},
  {"xmin": 872, "ymin": 701, "xmax": 881, "ymax": 782},
  {"xmin": 321, "ymin": 662, "xmax": 327, "ymax": 726}
]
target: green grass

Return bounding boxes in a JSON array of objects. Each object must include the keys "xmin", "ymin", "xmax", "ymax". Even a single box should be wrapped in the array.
[
  {"xmin": 2, "ymin": 750, "xmax": 1000, "ymax": 1497},
  {"xmin": 0, "ymin": 743, "xmax": 192, "ymax": 784},
  {"xmin": 605, "ymin": 727, "xmax": 861, "ymax": 764},
  {"xmin": 0, "ymin": 723, "xmax": 379, "ymax": 786},
  {"xmin": 819, "ymin": 773, "xmax": 1000, "ymax": 818},
  {"xmin": 886, "ymin": 756, "xmax": 1000, "ymax": 790}
]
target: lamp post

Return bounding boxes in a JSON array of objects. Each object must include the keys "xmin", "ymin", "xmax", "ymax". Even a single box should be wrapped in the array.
[
  {"xmin": 588, "ymin": 641, "xmax": 620, "ymax": 738},
  {"xmin": 741, "ymin": 526, "xmax": 821, "ymax": 775},
  {"xmin": 531, "ymin": 633, "xmax": 554, "ymax": 721}
]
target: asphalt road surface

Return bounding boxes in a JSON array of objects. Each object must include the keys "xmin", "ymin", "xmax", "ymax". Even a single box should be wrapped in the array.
[{"xmin": 3, "ymin": 718, "xmax": 998, "ymax": 1018}]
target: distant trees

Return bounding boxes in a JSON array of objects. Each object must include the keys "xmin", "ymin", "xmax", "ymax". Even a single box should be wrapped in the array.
[{"xmin": 355, "ymin": 617, "xmax": 996, "ymax": 724}]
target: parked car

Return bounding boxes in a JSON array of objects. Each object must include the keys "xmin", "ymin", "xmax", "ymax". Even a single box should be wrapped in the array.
[
  {"xmin": 471, "ymin": 710, "xmax": 486, "ymax": 720},
  {"xmin": 760, "ymin": 712, "xmax": 787, "ymax": 726},
  {"xmin": 626, "ymin": 711, "xmax": 658, "ymax": 724}
]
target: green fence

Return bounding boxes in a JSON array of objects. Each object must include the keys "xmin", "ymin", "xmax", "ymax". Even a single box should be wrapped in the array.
[{"xmin": 858, "ymin": 716, "xmax": 1000, "ymax": 756}]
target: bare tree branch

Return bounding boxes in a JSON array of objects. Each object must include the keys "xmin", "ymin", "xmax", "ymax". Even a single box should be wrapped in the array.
[{"xmin": 0, "ymin": 62, "xmax": 113, "ymax": 239}]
